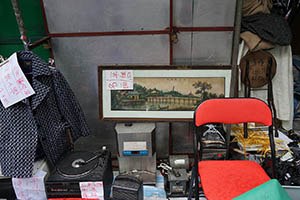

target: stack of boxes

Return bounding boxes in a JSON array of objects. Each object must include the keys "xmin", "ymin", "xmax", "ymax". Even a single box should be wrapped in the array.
[{"xmin": 115, "ymin": 123, "xmax": 156, "ymax": 184}]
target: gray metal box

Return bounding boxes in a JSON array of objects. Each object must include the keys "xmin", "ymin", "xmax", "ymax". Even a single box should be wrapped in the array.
[
  {"xmin": 167, "ymin": 169, "xmax": 188, "ymax": 195},
  {"xmin": 115, "ymin": 123, "xmax": 156, "ymax": 157}
]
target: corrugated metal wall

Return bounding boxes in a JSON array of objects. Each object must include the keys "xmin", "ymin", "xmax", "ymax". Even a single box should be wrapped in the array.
[{"xmin": 0, "ymin": 0, "xmax": 237, "ymax": 158}]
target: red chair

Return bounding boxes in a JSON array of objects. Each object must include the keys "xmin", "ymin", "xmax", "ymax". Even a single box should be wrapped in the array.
[{"xmin": 189, "ymin": 98, "xmax": 277, "ymax": 200}]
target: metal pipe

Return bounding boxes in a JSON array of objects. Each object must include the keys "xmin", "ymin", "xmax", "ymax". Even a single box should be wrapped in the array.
[
  {"xmin": 230, "ymin": 0, "xmax": 243, "ymax": 97},
  {"xmin": 176, "ymin": 27, "xmax": 234, "ymax": 32},
  {"xmin": 226, "ymin": 0, "xmax": 243, "ymax": 159},
  {"xmin": 28, "ymin": 36, "xmax": 51, "ymax": 50},
  {"xmin": 49, "ymin": 30, "xmax": 169, "ymax": 37},
  {"xmin": 39, "ymin": 0, "xmax": 50, "ymax": 35},
  {"xmin": 194, "ymin": 126, "xmax": 200, "ymax": 200},
  {"xmin": 169, "ymin": 0, "xmax": 174, "ymax": 65},
  {"xmin": 11, "ymin": 0, "xmax": 29, "ymax": 50}
]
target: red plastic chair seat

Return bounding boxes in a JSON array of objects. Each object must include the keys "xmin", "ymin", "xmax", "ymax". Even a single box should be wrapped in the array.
[{"xmin": 198, "ymin": 160, "xmax": 270, "ymax": 200}]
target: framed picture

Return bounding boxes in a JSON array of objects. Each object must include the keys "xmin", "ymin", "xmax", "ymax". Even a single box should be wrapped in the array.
[{"xmin": 98, "ymin": 66, "xmax": 232, "ymax": 121}]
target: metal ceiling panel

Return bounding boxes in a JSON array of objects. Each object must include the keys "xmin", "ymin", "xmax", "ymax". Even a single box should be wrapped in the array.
[
  {"xmin": 192, "ymin": 32, "xmax": 233, "ymax": 65},
  {"xmin": 43, "ymin": 0, "xmax": 169, "ymax": 33},
  {"xmin": 193, "ymin": 0, "xmax": 236, "ymax": 27},
  {"xmin": 51, "ymin": 35, "xmax": 169, "ymax": 155}
]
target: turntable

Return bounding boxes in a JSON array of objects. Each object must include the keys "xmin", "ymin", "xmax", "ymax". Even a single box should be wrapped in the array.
[{"xmin": 45, "ymin": 150, "xmax": 113, "ymax": 200}]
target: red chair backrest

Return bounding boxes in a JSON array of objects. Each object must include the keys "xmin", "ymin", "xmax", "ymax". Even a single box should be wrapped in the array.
[{"xmin": 194, "ymin": 98, "xmax": 272, "ymax": 127}]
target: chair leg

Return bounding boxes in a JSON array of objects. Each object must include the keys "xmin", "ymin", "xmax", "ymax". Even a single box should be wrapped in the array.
[
  {"xmin": 188, "ymin": 166, "xmax": 196, "ymax": 200},
  {"xmin": 268, "ymin": 125, "xmax": 277, "ymax": 179},
  {"xmin": 194, "ymin": 131, "xmax": 200, "ymax": 200},
  {"xmin": 225, "ymin": 124, "xmax": 231, "ymax": 159}
]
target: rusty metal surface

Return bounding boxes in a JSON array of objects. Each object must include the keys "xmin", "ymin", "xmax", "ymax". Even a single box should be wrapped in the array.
[{"xmin": 10, "ymin": 0, "xmax": 29, "ymax": 49}]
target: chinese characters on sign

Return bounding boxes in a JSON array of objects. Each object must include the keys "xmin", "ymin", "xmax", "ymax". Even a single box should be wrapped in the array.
[
  {"xmin": 105, "ymin": 70, "xmax": 133, "ymax": 90},
  {"xmin": 0, "ymin": 53, "xmax": 35, "ymax": 108},
  {"xmin": 80, "ymin": 181, "xmax": 104, "ymax": 199},
  {"xmin": 12, "ymin": 170, "xmax": 47, "ymax": 200}
]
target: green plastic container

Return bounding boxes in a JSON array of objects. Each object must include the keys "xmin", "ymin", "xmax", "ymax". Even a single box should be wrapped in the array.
[{"xmin": 234, "ymin": 179, "xmax": 292, "ymax": 200}]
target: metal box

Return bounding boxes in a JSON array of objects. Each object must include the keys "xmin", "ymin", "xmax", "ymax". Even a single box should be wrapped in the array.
[
  {"xmin": 167, "ymin": 169, "xmax": 188, "ymax": 195},
  {"xmin": 115, "ymin": 123, "xmax": 156, "ymax": 157}
]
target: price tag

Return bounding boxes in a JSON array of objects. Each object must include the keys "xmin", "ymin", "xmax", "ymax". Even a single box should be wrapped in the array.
[
  {"xmin": 0, "ymin": 53, "xmax": 35, "ymax": 108},
  {"xmin": 12, "ymin": 170, "xmax": 47, "ymax": 200},
  {"xmin": 80, "ymin": 181, "xmax": 104, "ymax": 199},
  {"xmin": 105, "ymin": 70, "xmax": 133, "ymax": 90}
]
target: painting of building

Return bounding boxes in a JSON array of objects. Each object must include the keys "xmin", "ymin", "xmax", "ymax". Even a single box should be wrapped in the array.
[{"xmin": 111, "ymin": 77, "xmax": 225, "ymax": 111}]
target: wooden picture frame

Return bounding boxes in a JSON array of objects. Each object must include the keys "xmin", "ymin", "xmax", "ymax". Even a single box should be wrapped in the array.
[{"xmin": 98, "ymin": 65, "xmax": 231, "ymax": 121}]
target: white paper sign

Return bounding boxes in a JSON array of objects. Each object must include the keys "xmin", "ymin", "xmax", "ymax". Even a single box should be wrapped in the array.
[
  {"xmin": 0, "ymin": 53, "xmax": 35, "ymax": 108},
  {"xmin": 124, "ymin": 141, "xmax": 147, "ymax": 151},
  {"xmin": 105, "ymin": 70, "xmax": 133, "ymax": 90},
  {"xmin": 80, "ymin": 181, "xmax": 104, "ymax": 199},
  {"xmin": 12, "ymin": 170, "xmax": 47, "ymax": 200}
]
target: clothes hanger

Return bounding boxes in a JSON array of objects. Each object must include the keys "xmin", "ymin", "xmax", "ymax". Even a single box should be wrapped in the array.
[
  {"xmin": 48, "ymin": 58, "xmax": 56, "ymax": 69},
  {"xmin": 20, "ymin": 35, "xmax": 30, "ymax": 51},
  {"xmin": 0, "ymin": 55, "xmax": 5, "ymax": 63},
  {"xmin": 48, "ymin": 58, "xmax": 55, "ymax": 66},
  {"xmin": 0, "ymin": 55, "xmax": 9, "ymax": 68}
]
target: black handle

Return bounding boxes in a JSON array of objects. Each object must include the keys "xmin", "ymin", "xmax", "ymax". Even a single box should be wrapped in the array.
[{"xmin": 115, "ymin": 174, "xmax": 143, "ymax": 185}]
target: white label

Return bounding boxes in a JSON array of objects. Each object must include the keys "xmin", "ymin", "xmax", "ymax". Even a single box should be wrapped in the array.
[
  {"xmin": 123, "ymin": 141, "xmax": 147, "ymax": 151},
  {"xmin": 174, "ymin": 159, "xmax": 185, "ymax": 165},
  {"xmin": 0, "ymin": 53, "xmax": 35, "ymax": 108},
  {"xmin": 105, "ymin": 70, "xmax": 133, "ymax": 90},
  {"xmin": 80, "ymin": 181, "xmax": 104, "ymax": 199},
  {"xmin": 12, "ymin": 170, "xmax": 47, "ymax": 200}
]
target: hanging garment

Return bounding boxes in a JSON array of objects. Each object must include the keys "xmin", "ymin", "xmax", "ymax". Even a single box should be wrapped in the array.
[
  {"xmin": 238, "ymin": 41, "xmax": 294, "ymax": 130},
  {"xmin": 243, "ymin": 0, "xmax": 273, "ymax": 16},
  {"xmin": 273, "ymin": 0, "xmax": 300, "ymax": 23},
  {"xmin": 241, "ymin": 13, "xmax": 292, "ymax": 46},
  {"xmin": 240, "ymin": 31, "xmax": 275, "ymax": 51},
  {"xmin": 0, "ymin": 51, "xmax": 90, "ymax": 178}
]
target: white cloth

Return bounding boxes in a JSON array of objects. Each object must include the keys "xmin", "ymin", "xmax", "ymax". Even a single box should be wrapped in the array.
[{"xmin": 238, "ymin": 41, "xmax": 294, "ymax": 130}]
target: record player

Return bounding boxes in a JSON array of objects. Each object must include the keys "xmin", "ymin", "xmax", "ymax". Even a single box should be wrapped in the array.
[{"xmin": 45, "ymin": 149, "xmax": 113, "ymax": 200}]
